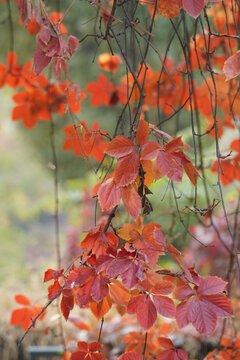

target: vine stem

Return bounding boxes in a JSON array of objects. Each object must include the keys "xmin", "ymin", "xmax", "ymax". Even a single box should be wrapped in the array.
[{"xmin": 98, "ymin": 317, "xmax": 104, "ymax": 343}]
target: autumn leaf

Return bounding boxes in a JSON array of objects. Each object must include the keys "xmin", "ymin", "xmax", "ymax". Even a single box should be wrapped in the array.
[
  {"xmin": 174, "ymin": 276, "xmax": 233, "ymax": 335},
  {"xmin": 98, "ymin": 53, "xmax": 122, "ymax": 72},
  {"xmin": 183, "ymin": 0, "xmax": 204, "ymax": 18},
  {"xmin": 14, "ymin": 294, "xmax": 31, "ymax": 306},
  {"xmin": 61, "ymin": 289, "xmax": 74, "ymax": 320},
  {"xmin": 98, "ymin": 177, "xmax": 121, "ymax": 211},
  {"xmin": 223, "ymin": 51, "xmax": 240, "ymax": 81},
  {"xmin": 105, "ymin": 136, "xmax": 135, "ymax": 158},
  {"xmin": 90, "ymin": 295, "xmax": 112, "ymax": 318},
  {"xmin": 155, "ymin": 337, "xmax": 188, "ymax": 360},
  {"xmin": 10, "ymin": 295, "xmax": 46, "ymax": 331},
  {"xmin": 158, "ymin": 0, "xmax": 182, "ymax": 18},
  {"xmin": 71, "ymin": 341, "xmax": 106, "ymax": 360},
  {"xmin": 118, "ymin": 352, "xmax": 143, "ymax": 360},
  {"xmin": 86, "ymin": 74, "xmax": 116, "ymax": 106}
]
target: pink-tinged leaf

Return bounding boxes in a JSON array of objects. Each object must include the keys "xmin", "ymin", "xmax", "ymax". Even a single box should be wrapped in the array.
[
  {"xmin": 183, "ymin": 0, "xmax": 204, "ymax": 17},
  {"xmin": 223, "ymin": 51, "xmax": 240, "ymax": 81},
  {"xmin": 156, "ymin": 348, "xmax": 188, "ymax": 360},
  {"xmin": 98, "ymin": 178, "xmax": 121, "ymax": 211},
  {"xmin": 141, "ymin": 141, "xmax": 160, "ymax": 160},
  {"xmin": 105, "ymin": 136, "xmax": 135, "ymax": 158},
  {"xmin": 106, "ymin": 257, "xmax": 131, "ymax": 278},
  {"xmin": 121, "ymin": 185, "xmax": 142, "ymax": 219},
  {"xmin": 203, "ymin": 294, "xmax": 233, "ymax": 318},
  {"xmin": 68, "ymin": 36, "xmax": 79, "ymax": 56},
  {"xmin": 176, "ymin": 300, "xmax": 191, "ymax": 328},
  {"xmin": 91, "ymin": 274, "xmax": 109, "ymax": 302},
  {"xmin": 118, "ymin": 352, "xmax": 143, "ymax": 360},
  {"xmin": 33, "ymin": 46, "xmax": 51, "ymax": 76},
  {"xmin": 136, "ymin": 119, "xmax": 149, "ymax": 146},
  {"xmin": 173, "ymin": 283, "xmax": 195, "ymax": 301},
  {"xmin": 115, "ymin": 152, "xmax": 139, "ymax": 187},
  {"xmin": 153, "ymin": 227, "xmax": 166, "ymax": 247},
  {"xmin": 190, "ymin": 296, "xmax": 217, "ymax": 335},
  {"xmin": 152, "ymin": 279, "xmax": 175, "ymax": 295},
  {"xmin": 164, "ymin": 136, "xmax": 184, "ymax": 153},
  {"xmin": 52, "ymin": 57, "xmax": 68, "ymax": 79},
  {"xmin": 18, "ymin": 0, "xmax": 32, "ymax": 25},
  {"xmin": 121, "ymin": 262, "xmax": 139, "ymax": 289},
  {"xmin": 156, "ymin": 151, "xmax": 183, "ymax": 181},
  {"xmin": 34, "ymin": 0, "xmax": 42, "ymax": 25},
  {"xmin": 14, "ymin": 294, "xmax": 31, "ymax": 306},
  {"xmin": 37, "ymin": 26, "xmax": 51, "ymax": 45},
  {"xmin": 137, "ymin": 296, "xmax": 157, "ymax": 330},
  {"xmin": 197, "ymin": 277, "xmax": 227, "ymax": 295},
  {"xmin": 127, "ymin": 295, "xmax": 144, "ymax": 314},
  {"xmin": 152, "ymin": 295, "xmax": 176, "ymax": 318}
]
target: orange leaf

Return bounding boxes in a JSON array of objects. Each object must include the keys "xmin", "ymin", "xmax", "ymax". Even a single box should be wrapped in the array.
[
  {"xmin": 109, "ymin": 279, "xmax": 131, "ymax": 306},
  {"xmin": 14, "ymin": 294, "xmax": 31, "ymax": 306},
  {"xmin": 90, "ymin": 295, "xmax": 112, "ymax": 318},
  {"xmin": 105, "ymin": 136, "xmax": 135, "ymax": 158},
  {"xmin": 136, "ymin": 119, "xmax": 149, "ymax": 146},
  {"xmin": 115, "ymin": 152, "xmax": 140, "ymax": 187},
  {"xmin": 121, "ymin": 185, "xmax": 142, "ymax": 219},
  {"xmin": 158, "ymin": 0, "xmax": 181, "ymax": 18}
]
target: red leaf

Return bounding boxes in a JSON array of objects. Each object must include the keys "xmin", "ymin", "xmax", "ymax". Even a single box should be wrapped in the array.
[
  {"xmin": 164, "ymin": 136, "xmax": 184, "ymax": 153},
  {"xmin": 44, "ymin": 268, "xmax": 64, "ymax": 282},
  {"xmin": 118, "ymin": 352, "xmax": 143, "ymax": 360},
  {"xmin": 197, "ymin": 276, "xmax": 227, "ymax": 295},
  {"xmin": 223, "ymin": 51, "xmax": 240, "ymax": 81},
  {"xmin": 152, "ymin": 295, "xmax": 176, "ymax": 318},
  {"xmin": 98, "ymin": 178, "xmax": 121, "ymax": 211},
  {"xmin": 175, "ymin": 276, "xmax": 233, "ymax": 335},
  {"xmin": 121, "ymin": 185, "xmax": 142, "ymax": 219},
  {"xmin": 127, "ymin": 294, "xmax": 157, "ymax": 330},
  {"xmin": 61, "ymin": 290, "xmax": 74, "ymax": 320},
  {"xmin": 137, "ymin": 295, "xmax": 157, "ymax": 330},
  {"xmin": 68, "ymin": 36, "xmax": 79, "ymax": 56},
  {"xmin": 14, "ymin": 294, "xmax": 31, "ymax": 306},
  {"xmin": 156, "ymin": 348, "xmax": 188, "ymax": 360},
  {"xmin": 33, "ymin": 46, "xmax": 51, "ymax": 75},
  {"xmin": 141, "ymin": 141, "xmax": 160, "ymax": 160},
  {"xmin": 105, "ymin": 136, "xmax": 135, "ymax": 158},
  {"xmin": 136, "ymin": 119, "xmax": 149, "ymax": 146},
  {"xmin": 67, "ymin": 266, "xmax": 95, "ymax": 288},
  {"xmin": 91, "ymin": 274, "xmax": 109, "ymax": 302},
  {"xmin": 89, "ymin": 342, "xmax": 103, "ymax": 352},
  {"xmin": 48, "ymin": 279, "xmax": 62, "ymax": 300},
  {"xmin": 75, "ymin": 278, "xmax": 94, "ymax": 308},
  {"xmin": 156, "ymin": 151, "xmax": 183, "ymax": 181},
  {"xmin": 189, "ymin": 296, "xmax": 217, "ymax": 335},
  {"xmin": 115, "ymin": 152, "xmax": 139, "ymax": 187},
  {"xmin": 183, "ymin": 0, "xmax": 204, "ymax": 17}
]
